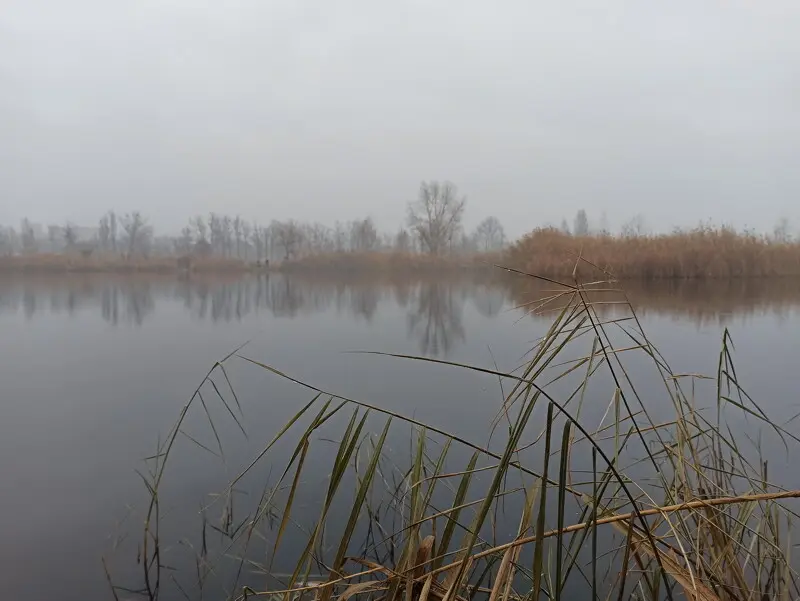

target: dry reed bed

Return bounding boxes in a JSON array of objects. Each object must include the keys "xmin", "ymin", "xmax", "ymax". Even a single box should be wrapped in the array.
[
  {"xmin": 107, "ymin": 271, "xmax": 800, "ymax": 601},
  {"xmin": 505, "ymin": 227, "xmax": 800, "ymax": 279}
]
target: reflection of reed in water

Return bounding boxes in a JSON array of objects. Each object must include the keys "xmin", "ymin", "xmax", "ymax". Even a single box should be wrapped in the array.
[{"xmin": 507, "ymin": 277, "xmax": 800, "ymax": 328}]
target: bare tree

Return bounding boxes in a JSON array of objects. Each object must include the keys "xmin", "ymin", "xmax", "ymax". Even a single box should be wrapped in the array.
[
  {"xmin": 774, "ymin": 216, "xmax": 792, "ymax": 242},
  {"xmin": 121, "ymin": 212, "xmax": 153, "ymax": 258},
  {"xmin": 573, "ymin": 209, "xmax": 590, "ymax": 236},
  {"xmin": 176, "ymin": 226, "xmax": 194, "ymax": 254},
  {"xmin": 46, "ymin": 225, "xmax": 62, "ymax": 252},
  {"xmin": 20, "ymin": 218, "xmax": 37, "ymax": 254},
  {"xmin": 303, "ymin": 223, "xmax": 332, "ymax": 254},
  {"xmin": 333, "ymin": 221, "xmax": 348, "ymax": 252},
  {"xmin": 63, "ymin": 223, "xmax": 77, "ymax": 248},
  {"xmin": 407, "ymin": 181, "xmax": 467, "ymax": 255},
  {"xmin": 560, "ymin": 219, "xmax": 571, "ymax": 235},
  {"xmin": 394, "ymin": 228, "xmax": 411, "ymax": 252},
  {"xmin": 251, "ymin": 223, "xmax": 265, "ymax": 261},
  {"xmin": 262, "ymin": 225, "xmax": 270, "ymax": 261},
  {"xmin": 99, "ymin": 215, "xmax": 111, "ymax": 251},
  {"xmin": 192, "ymin": 216, "xmax": 208, "ymax": 245},
  {"xmin": 271, "ymin": 220, "xmax": 304, "ymax": 260},
  {"xmin": 0, "ymin": 227, "xmax": 15, "ymax": 256},
  {"xmin": 241, "ymin": 221, "xmax": 251, "ymax": 260},
  {"xmin": 473, "ymin": 216, "xmax": 506, "ymax": 251},
  {"xmin": 350, "ymin": 218, "xmax": 379, "ymax": 252},
  {"xmin": 620, "ymin": 214, "xmax": 647, "ymax": 238},
  {"xmin": 208, "ymin": 213, "xmax": 223, "ymax": 255},
  {"xmin": 454, "ymin": 228, "xmax": 476, "ymax": 254},
  {"xmin": 221, "ymin": 215, "xmax": 233, "ymax": 257},
  {"xmin": 109, "ymin": 211, "xmax": 118, "ymax": 253},
  {"xmin": 233, "ymin": 216, "xmax": 243, "ymax": 258}
]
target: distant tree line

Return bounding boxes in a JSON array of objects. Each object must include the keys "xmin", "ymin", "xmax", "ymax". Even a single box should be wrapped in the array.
[
  {"xmin": 4, "ymin": 186, "xmax": 791, "ymax": 261},
  {"xmin": 0, "ymin": 181, "xmax": 508, "ymax": 260},
  {"xmin": 556, "ymin": 209, "xmax": 794, "ymax": 242}
]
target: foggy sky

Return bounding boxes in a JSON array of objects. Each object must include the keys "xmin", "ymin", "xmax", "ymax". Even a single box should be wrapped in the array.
[{"xmin": 2, "ymin": 1, "xmax": 799, "ymax": 237}]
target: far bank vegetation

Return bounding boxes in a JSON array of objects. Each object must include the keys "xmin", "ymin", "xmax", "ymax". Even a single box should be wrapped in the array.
[
  {"xmin": 506, "ymin": 212, "xmax": 800, "ymax": 280},
  {"xmin": 0, "ymin": 181, "xmax": 507, "ymax": 274},
  {"xmin": 2, "ymin": 186, "xmax": 799, "ymax": 278}
]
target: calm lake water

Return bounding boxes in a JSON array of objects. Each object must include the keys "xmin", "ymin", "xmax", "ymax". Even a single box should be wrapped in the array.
[{"xmin": 1, "ymin": 273, "xmax": 800, "ymax": 600}]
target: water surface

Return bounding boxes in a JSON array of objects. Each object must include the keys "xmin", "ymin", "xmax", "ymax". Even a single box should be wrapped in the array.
[{"xmin": 1, "ymin": 273, "xmax": 799, "ymax": 600}]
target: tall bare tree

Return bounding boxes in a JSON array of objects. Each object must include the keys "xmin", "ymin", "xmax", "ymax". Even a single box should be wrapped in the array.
[
  {"xmin": 121, "ymin": 211, "xmax": 153, "ymax": 258},
  {"xmin": 221, "ymin": 215, "xmax": 233, "ymax": 257},
  {"xmin": 63, "ymin": 223, "xmax": 77, "ymax": 248},
  {"xmin": 208, "ymin": 213, "xmax": 223, "ymax": 255},
  {"xmin": 98, "ymin": 215, "xmax": 111, "ymax": 251},
  {"xmin": 333, "ymin": 221, "xmax": 348, "ymax": 252},
  {"xmin": 350, "ymin": 218, "xmax": 379, "ymax": 252},
  {"xmin": 176, "ymin": 226, "xmax": 194, "ymax": 254},
  {"xmin": 251, "ymin": 223, "xmax": 264, "ymax": 261},
  {"xmin": 261, "ymin": 225, "xmax": 270, "ymax": 261},
  {"xmin": 241, "ymin": 221, "xmax": 251, "ymax": 259},
  {"xmin": 20, "ymin": 218, "xmax": 37, "ymax": 254},
  {"xmin": 233, "ymin": 216, "xmax": 243, "ymax": 258},
  {"xmin": 407, "ymin": 181, "xmax": 466, "ymax": 255},
  {"xmin": 620, "ymin": 214, "xmax": 647, "ymax": 238},
  {"xmin": 394, "ymin": 228, "xmax": 411, "ymax": 252},
  {"xmin": 109, "ymin": 211, "xmax": 118, "ymax": 253},
  {"xmin": 192, "ymin": 216, "xmax": 208, "ymax": 245},
  {"xmin": 271, "ymin": 220, "xmax": 303, "ymax": 260},
  {"xmin": 473, "ymin": 216, "xmax": 506, "ymax": 251},
  {"xmin": 0, "ymin": 227, "xmax": 15, "ymax": 256},
  {"xmin": 304, "ymin": 223, "xmax": 332, "ymax": 253},
  {"xmin": 774, "ymin": 216, "xmax": 792, "ymax": 242}
]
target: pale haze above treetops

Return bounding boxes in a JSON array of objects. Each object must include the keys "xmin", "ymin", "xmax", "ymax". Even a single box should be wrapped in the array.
[{"xmin": 2, "ymin": 1, "xmax": 798, "ymax": 237}]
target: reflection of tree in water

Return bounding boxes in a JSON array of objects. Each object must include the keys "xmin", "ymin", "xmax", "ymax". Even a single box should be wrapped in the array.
[
  {"xmin": 23, "ymin": 289, "xmax": 37, "ymax": 319},
  {"xmin": 100, "ymin": 281, "xmax": 155, "ymax": 325},
  {"xmin": 350, "ymin": 286, "xmax": 379, "ymax": 322},
  {"xmin": 101, "ymin": 286, "xmax": 119, "ymax": 324},
  {"xmin": 268, "ymin": 276, "xmax": 304, "ymax": 317},
  {"xmin": 0, "ymin": 278, "xmax": 154, "ymax": 325},
  {"xmin": 392, "ymin": 280, "xmax": 412, "ymax": 308},
  {"xmin": 4, "ymin": 274, "xmax": 800, "ymax": 333},
  {"xmin": 123, "ymin": 284, "xmax": 154, "ymax": 325},
  {"xmin": 407, "ymin": 281, "xmax": 465, "ymax": 356},
  {"xmin": 2, "ymin": 275, "xmax": 436, "ymax": 326},
  {"xmin": 0, "ymin": 285, "xmax": 18, "ymax": 312},
  {"xmin": 471, "ymin": 284, "xmax": 507, "ymax": 318}
]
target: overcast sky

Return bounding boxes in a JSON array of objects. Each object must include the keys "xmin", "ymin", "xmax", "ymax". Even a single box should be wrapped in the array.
[{"xmin": 2, "ymin": 1, "xmax": 799, "ymax": 237}]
